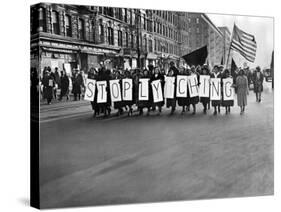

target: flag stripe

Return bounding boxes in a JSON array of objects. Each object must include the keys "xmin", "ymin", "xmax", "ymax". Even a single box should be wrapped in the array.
[
  {"xmin": 231, "ymin": 43, "xmax": 255, "ymax": 61},
  {"xmin": 232, "ymin": 40, "xmax": 256, "ymax": 57},
  {"xmin": 231, "ymin": 24, "xmax": 257, "ymax": 63},
  {"xmin": 231, "ymin": 45, "xmax": 255, "ymax": 62}
]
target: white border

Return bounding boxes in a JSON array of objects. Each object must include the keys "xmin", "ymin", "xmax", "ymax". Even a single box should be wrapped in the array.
[{"xmin": 0, "ymin": 0, "xmax": 279, "ymax": 211}]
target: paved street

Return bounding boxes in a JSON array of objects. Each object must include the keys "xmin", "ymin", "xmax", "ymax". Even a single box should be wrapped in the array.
[{"xmin": 39, "ymin": 82, "xmax": 274, "ymax": 209}]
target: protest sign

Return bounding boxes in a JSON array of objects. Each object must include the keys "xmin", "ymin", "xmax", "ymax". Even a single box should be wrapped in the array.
[
  {"xmin": 122, "ymin": 78, "xmax": 133, "ymax": 101},
  {"xmin": 139, "ymin": 78, "xmax": 149, "ymax": 101},
  {"xmin": 187, "ymin": 74, "xmax": 199, "ymax": 97},
  {"xmin": 96, "ymin": 81, "xmax": 107, "ymax": 103},
  {"xmin": 199, "ymin": 75, "xmax": 210, "ymax": 97},
  {"xmin": 223, "ymin": 78, "xmax": 235, "ymax": 100},
  {"xmin": 84, "ymin": 79, "xmax": 96, "ymax": 101},
  {"xmin": 151, "ymin": 80, "xmax": 163, "ymax": 103},
  {"xmin": 164, "ymin": 76, "xmax": 175, "ymax": 99},
  {"xmin": 210, "ymin": 78, "xmax": 221, "ymax": 100},
  {"xmin": 109, "ymin": 80, "xmax": 122, "ymax": 102},
  {"xmin": 176, "ymin": 75, "xmax": 188, "ymax": 97}
]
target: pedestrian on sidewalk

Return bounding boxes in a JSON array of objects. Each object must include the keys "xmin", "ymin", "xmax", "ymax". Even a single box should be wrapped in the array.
[
  {"xmin": 72, "ymin": 69, "xmax": 84, "ymax": 101},
  {"xmin": 252, "ymin": 66, "xmax": 264, "ymax": 102},
  {"xmin": 42, "ymin": 70, "xmax": 55, "ymax": 105},
  {"xmin": 59, "ymin": 70, "xmax": 70, "ymax": 101},
  {"xmin": 234, "ymin": 69, "xmax": 249, "ymax": 114}
]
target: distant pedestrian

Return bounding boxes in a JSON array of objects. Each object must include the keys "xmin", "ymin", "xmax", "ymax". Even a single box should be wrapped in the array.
[
  {"xmin": 235, "ymin": 69, "xmax": 249, "ymax": 114},
  {"xmin": 72, "ymin": 70, "xmax": 84, "ymax": 101},
  {"xmin": 252, "ymin": 66, "xmax": 264, "ymax": 102}
]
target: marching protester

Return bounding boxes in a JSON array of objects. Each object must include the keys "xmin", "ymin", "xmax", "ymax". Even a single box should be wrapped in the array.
[
  {"xmin": 166, "ymin": 62, "xmax": 179, "ymax": 115},
  {"xmin": 221, "ymin": 69, "xmax": 234, "ymax": 114},
  {"xmin": 59, "ymin": 70, "xmax": 70, "ymax": 101},
  {"xmin": 42, "ymin": 69, "xmax": 55, "ymax": 105},
  {"xmin": 123, "ymin": 70, "xmax": 134, "ymax": 116},
  {"xmin": 177, "ymin": 67, "xmax": 190, "ymax": 114},
  {"xmin": 235, "ymin": 69, "xmax": 249, "ymax": 114},
  {"xmin": 210, "ymin": 65, "xmax": 222, "ymax": 115},
  {"xmin": 112, "ymin": 70, "xmax": 125, "ymax": 116},
  {"xmin": 137, "ymin": 69, "xmax": 152, "ymax": 116},
  {"xmin": 87, "ymin": 68, "xmax": 100, "ymax": 117},
  {"xmin": 151, "ymin": 66, "xmax": 165, "ymax": 115},
  {"xmin": 189, "ymin": 66, "xmax": 200, "ymax": 115},
  {"xmin": 252, "ymin": 66, "xmax": 264, "ymax": 102},
  {"xmin": 199, "ymin": 65, "xmax": 210, "ymax": 114}
]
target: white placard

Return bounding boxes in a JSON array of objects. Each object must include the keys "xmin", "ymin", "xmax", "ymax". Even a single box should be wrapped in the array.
[
  {"xmin": 176, "ymin": 75, "xmax": 188, "ymax": 97},
  {"xmin": 187, "ymin": 74, "xmax": 199, "ymax": 97},
  {"xmin": 151, "ymin": 80, "xmax": 163, "ymax": 103},
  {"xmin": 122, "ymin": 78, "xmax": 133, "ymax": 101},
  {"xmin": 84, "ymin": 79, "xmax": 96, "ymax": 101},
  {"xmin": 138, "ymin": 78, "xmax": 149, "ymax": 101},
  {"xmin": 199, "ymin": 75, "xmax": 210, "ymax": 97},
  {"xmin": 223, "ymin": 78, "xmax": 235, "ymax": 101},
  {"xmin": 210, "ymin": 78, "xmax": 221, "ymax": 100},
  {"xmin": 63, "ymin": 63, "xmax": 72, "ymax": 76},
  {"xmin": 109, "ymin": 79, "xmax": 122, "ymax": 102},
  {"xmin": 96, "ymin": 81, "xmax": 107, "ymax": 103},
  {"xmin": 164, "ymin": 76, "xmax": 175, "ymax": 99}
]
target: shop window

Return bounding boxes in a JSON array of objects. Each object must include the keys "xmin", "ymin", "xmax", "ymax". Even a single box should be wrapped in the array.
[
  {"xmin": 51, "ymin": 10, "xmax": 60, "ymax": 35},
  {"xmin": 125, "ymin": 32, "xmax": 129, "ymax": 47},
  {"xmin": 148, "ymin": 39, "xmax": 153, "ymax": 53}
]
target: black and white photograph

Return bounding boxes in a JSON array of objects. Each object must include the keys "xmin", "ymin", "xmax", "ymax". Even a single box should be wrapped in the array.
[{"xmin": 29, "ymin": 1, "xmax": 274, "ymax": 210}]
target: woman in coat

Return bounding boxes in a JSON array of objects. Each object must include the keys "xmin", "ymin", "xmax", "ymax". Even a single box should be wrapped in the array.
[
  {"xmin": 123, "ymin": 70, "xmax": 134, "ymax": 116},
  {"xmin": 252, "ymin": 66, "xmax": 264, "ymax": 102},
  {"xmin": 166, "ymin": 66, "xmax": 178, "ymax": 115},
  {"xmin": 113, "ymin": 70, "xmax": 126, "ymax": 116},
  {"xmin": 221, "ymin": 69, "xmax": 234, "ymax": 114},
  {"xmin": 151, "ymin": 67, "xmax": 165, "ymax": 115},
  {"xmin": 235, "ymin": 69, "xmax": 249, "ymax": 114},
  {"xmin": 199, "ymin": 66, "xmax": 210, "ymax": 114},
  {"xmin": 210, "ymin": 65, "xmax": 222, "ymax": 115},
  {"xmin": 72, "ymin": 70, "xmax": 84, "ymax": 101}
]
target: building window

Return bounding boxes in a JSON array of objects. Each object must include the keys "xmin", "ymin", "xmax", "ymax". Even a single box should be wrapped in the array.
[
  {"xmin": 131, "ymin": 34, "xmax": 134, "ymax": 48},
  {"xmin": 78, "ymin": 18, "xmax": 85, "ymax": 39},
  {"xmin": 99, "ymin": 24, "xmax": 104, "ymax": 43},
  {"xmin": 143, "ymin": 37, "xmax": 147, "ymax": 52},
  {"xmin": 196, "ymin": 18, "xmax": 199, "ymax": 24},
  {"xmin": 124, "ymin": 9, "xmax": 128, "ymax": 23},
  {"xmin": 108, "ymin": 27, "xmax": 114, "ymax": 45},
  {"xmin": 148, "ymin": 39, "xmax": 152, "ymax": 52},
  {"xmin": 125, "ymin": 32, "xmax": 129, "ymax": 47},
  {"xmin": 154, "ymin": 38, "xmax": 157, "ymax": 51},
  {"xmin": 197, "ymin": 27, "xmax": 200, "ymax": 33},
  {"xmin": 65, "ymin": 15, "xmax": 72, "ymax": 37},
  {"xmin": 118, "ymin": 30, "xmax": 123, "ymax": 46},
  {"xmin": 38, "ymin": 7, "xmax": 46, "ymax": 32},
  {"xmin": 51, "ymin": 10, "xmax": 60, "ymax": 35}
]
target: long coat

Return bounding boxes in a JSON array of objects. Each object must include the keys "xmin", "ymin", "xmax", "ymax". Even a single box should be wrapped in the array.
[
  {"xmin": 236, "ymin": 75, "xmax": 248, "ymax": 106},
  {"xmin": 42, "ymin": 75, "xmax": 54, "ymax": 100},
  {"xmin": 252, "ymin": 71, "xmax": 264, "ymax": 93},
  {"xmin": 60, "ymin": 75, "xmax": 69, "ymax": 97}
]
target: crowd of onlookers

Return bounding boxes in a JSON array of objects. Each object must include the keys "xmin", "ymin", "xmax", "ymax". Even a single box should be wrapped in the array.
[{"xmin": 34, "ymin": 61, "xmax": 265, "ymax": 117}]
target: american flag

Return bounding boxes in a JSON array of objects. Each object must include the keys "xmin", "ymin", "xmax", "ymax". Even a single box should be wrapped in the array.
[{"xmin": 230, "ymin": 24, "xmax": 257, "ymax": 63}]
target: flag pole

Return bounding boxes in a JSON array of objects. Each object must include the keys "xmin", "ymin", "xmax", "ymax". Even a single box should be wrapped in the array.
[{"xmin": 226, "ymin": 24, "xmax": 235, "ymax": 69}]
